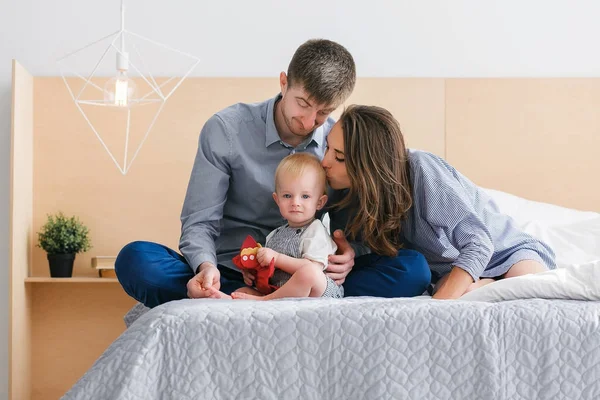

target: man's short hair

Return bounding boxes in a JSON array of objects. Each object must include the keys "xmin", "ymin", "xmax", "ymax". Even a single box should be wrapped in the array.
[{"xmin": 287, "ymin": 39, "xmax": 356, "ymax": 107}]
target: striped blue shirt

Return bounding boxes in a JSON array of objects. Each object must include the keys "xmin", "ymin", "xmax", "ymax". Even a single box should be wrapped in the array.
[
  {"xmin": 179, "ymin": 94, "xmax": 335, "ymax": 272},
  {"xmin": 328, "ymin": 150, "xmax": 556, "ymax": 282}
]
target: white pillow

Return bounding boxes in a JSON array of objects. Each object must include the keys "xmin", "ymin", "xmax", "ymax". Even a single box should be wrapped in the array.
[
  {"xmin": 483, "ymin": 188, "xmax": 598, "ymax": 226},
  {"xmin": 460, "ymin": 260, "xmax": 600, "ymax": 302},
  {"xmin": 484, "ymin": 188, "xmax": 600, "ymax": 268}
]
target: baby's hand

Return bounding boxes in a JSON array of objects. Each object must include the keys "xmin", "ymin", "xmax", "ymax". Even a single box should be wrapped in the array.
[
  {"xmin": 257, "ymin": 248, "xmax": 278, "ymax": 266},
  {"xmin": 240, "ymin": 269, "xmax": 256, "ymax": 286}
]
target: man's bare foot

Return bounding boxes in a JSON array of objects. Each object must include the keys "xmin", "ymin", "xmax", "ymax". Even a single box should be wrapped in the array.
[
  {"xmin": 206, "ymin": 287, "xmax": 232, "ymax": 299},
  {"xmin": 231, "ymin": 291, "xmax": 265, "ymax": 301}
]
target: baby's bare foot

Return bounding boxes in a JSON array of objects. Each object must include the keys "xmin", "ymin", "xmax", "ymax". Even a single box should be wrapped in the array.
[
  {"xmin": 231, "ymin": 291, "xmax": 265, "ymax": 301},
  {"xmin": 206, "ymin": 287, "xmax": 232, "ymax": 299}
]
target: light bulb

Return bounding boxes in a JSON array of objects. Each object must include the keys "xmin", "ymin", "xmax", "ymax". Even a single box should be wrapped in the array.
[
  {"xmin": 115, "ymin": 71, "xmax": 132, "ymax": 106},
  {"xmin": 104, "ymin": 70, "xmax": 137, "ymax": 107},
  {"xmin": 104, "ymin": 51, "xmax": 138, "ymax": 107}
]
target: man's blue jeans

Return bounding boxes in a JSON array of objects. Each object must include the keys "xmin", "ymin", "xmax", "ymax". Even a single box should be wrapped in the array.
[{"xmin": 115, "ymin": 241, "xmax": 431, "ymax": 308}]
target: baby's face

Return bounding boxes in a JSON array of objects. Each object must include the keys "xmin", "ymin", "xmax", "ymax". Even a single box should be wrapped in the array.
[{"xmin": 273, "ymin": 169, "xmax": 326, "ymax": 228}]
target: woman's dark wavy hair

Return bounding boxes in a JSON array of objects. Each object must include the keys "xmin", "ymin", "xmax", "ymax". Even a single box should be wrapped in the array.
[{"xmin": 334, "ymin": 105, "xmax": 412, "ymax": 257}]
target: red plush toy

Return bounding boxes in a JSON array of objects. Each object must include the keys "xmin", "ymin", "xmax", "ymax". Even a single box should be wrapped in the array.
[{"xmin": 232, "ymin": 235, "xmax": 277, "ymax": 295}]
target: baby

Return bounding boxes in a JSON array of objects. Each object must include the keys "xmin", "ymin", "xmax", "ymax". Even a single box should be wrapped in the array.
[{"xmin": 210, "ymin": 152, "xmax": 343, "ymax": 300}]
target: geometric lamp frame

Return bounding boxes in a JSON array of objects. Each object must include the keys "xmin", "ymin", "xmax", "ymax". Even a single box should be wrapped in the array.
[{"xmin": 56, "ymin": 0, "xmax": 199, "ymax": 174}]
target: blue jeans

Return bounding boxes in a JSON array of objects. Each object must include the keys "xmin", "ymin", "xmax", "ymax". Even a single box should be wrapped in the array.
[{"xmin": 115, "ymin": 241, "xmax": 431, "ymax": 308}]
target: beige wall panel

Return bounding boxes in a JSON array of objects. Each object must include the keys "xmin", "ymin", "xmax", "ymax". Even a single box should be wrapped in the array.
[
  {"xmin": 30, "ymin": 284, "xmax": 137, "ymax": 400},
  {"xmin": 446, "ymin": 79, "xmax": 600, "ymax": 212},
  {"xmin": 341, "ymin": 78, "xmax": 446, "ymax": 157},
  {"xmin": 10, "ymin": 60, "xmax": 34, "ymax": 400}
]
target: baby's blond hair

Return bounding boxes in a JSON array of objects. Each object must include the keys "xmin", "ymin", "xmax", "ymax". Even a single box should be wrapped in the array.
[{"xmin": 275, "ymin": 153, "xmax": 327, "ymax": 194}]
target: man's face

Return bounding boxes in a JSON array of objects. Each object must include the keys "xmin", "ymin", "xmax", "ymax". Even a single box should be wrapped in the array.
[{"xmin": 279, "ymin": 73, "xmax": 338, "ymax": 138}]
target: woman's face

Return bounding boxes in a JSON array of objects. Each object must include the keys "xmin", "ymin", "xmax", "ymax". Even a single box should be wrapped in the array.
[{"xmin": 322, "ymin": 122, "xmax": 351, "ymax": 190}]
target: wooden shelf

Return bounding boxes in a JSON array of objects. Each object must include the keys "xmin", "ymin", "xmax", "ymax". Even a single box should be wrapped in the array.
[{"xmin": 25, "ymin": 277, "xmax": 119, "ymax": 283}]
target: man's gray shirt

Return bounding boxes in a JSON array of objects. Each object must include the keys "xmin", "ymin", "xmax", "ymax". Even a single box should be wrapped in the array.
[{"xmin": 180, "ymin": 94, "xmax": 334, "ymax": 272}]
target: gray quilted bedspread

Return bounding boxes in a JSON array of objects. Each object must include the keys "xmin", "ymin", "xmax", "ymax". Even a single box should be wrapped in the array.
[{"xmin": 62, "ymin": 297, "xmax": 600, "ymax": 400}]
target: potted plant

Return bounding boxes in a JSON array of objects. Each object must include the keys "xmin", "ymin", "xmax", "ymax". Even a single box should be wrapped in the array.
[{"xmin": 37, "ymin": 212, "xmax": 92, "ymax": 277}]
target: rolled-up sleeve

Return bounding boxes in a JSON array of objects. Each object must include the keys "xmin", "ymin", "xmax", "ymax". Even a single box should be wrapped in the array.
[
  {"xmin": 179, "ymin": 115, "xmax": 231, "ymax": 272},
  {"xmin": 417, "ymin": 160, "xmax": 494, "ymax": 281}
]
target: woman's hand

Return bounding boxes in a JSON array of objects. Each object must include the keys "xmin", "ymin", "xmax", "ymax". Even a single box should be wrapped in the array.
[
  {"xmin": 432, "ymin": 267, "xmax": 473, "ymax": 299},
  {"xmin": 326, "ymin": 230, "xmax": 355, "ymax": 285}
]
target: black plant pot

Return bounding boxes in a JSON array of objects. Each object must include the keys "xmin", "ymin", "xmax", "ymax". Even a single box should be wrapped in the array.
[{"xmin": 47, "ymin": 253, "xmax": 76, "ymax": 278}]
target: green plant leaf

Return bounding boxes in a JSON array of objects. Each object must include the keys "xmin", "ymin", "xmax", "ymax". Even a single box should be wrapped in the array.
[{"xmin": 36, "ymin": 212, "xmax": 92, "ymax": 255}]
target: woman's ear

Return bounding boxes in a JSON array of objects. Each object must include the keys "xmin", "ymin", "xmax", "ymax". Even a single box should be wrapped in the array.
[{"xmin": 316, "ymin": 194, "xmax": 328, "ymax": 210}]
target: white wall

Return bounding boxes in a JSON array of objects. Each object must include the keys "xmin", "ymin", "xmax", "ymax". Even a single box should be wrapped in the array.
[{"xmin": 2, "ymin": 0, "xmax": 600, "ymax": 397}]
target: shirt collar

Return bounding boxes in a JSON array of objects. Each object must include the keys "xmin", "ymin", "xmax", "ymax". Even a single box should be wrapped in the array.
[
  {"xmin": 265, "ymin": 94, "xmax": 283, "ymax": 147},
  {"xmin": 265, "ymin": 93, "xmax": 327, "ymax": 150}
]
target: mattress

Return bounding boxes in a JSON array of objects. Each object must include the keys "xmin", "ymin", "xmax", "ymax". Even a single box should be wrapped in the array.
[{"xmin": 61, "ymin": 297, "xmax": 600, "ymax": 400}]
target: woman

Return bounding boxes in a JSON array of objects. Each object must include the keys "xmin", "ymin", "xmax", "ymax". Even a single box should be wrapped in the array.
[{"xmin": 322, "ymin": 105, "xmax": 555, "ymax": 299}]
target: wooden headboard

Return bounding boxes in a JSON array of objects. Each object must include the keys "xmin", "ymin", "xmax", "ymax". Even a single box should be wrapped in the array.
[
  {"xmin": 10, "ymin": 61, "xmax": 600, "ymax": 399},
  {"xmin": 31, "ymin": 76, "xmax": 599, "ymax": 276}
]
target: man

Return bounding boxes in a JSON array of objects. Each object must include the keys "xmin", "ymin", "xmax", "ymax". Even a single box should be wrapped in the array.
[{"xmin": 115, "ymin": 39, "xmax": 357, "ymax": 307}]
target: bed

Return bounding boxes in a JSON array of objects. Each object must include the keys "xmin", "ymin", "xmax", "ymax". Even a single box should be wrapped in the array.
[{"xmin": 61, "ymin": 189, "xmax": 600, "ymax": 400}]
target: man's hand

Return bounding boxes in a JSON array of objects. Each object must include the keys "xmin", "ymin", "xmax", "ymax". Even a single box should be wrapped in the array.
[
  {"xmin": 326, "ymin": 230, "xmax": 355, "ymax": 285},
  {"xmin": 257, "ymin": 247, "xmax": 279, "ymax": 267},
  {"xmin": 187, "ymin": 262, "xmax": 221, "ymax": 298}
]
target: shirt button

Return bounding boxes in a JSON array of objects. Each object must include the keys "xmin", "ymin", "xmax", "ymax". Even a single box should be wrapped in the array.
[
  {"xmin": 296, "ymin": 229, "xmax": 301, "ymax": 234},
  {"xmin": 290, "ymin": 149, "xmax": 296, "ymax": 155}
]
